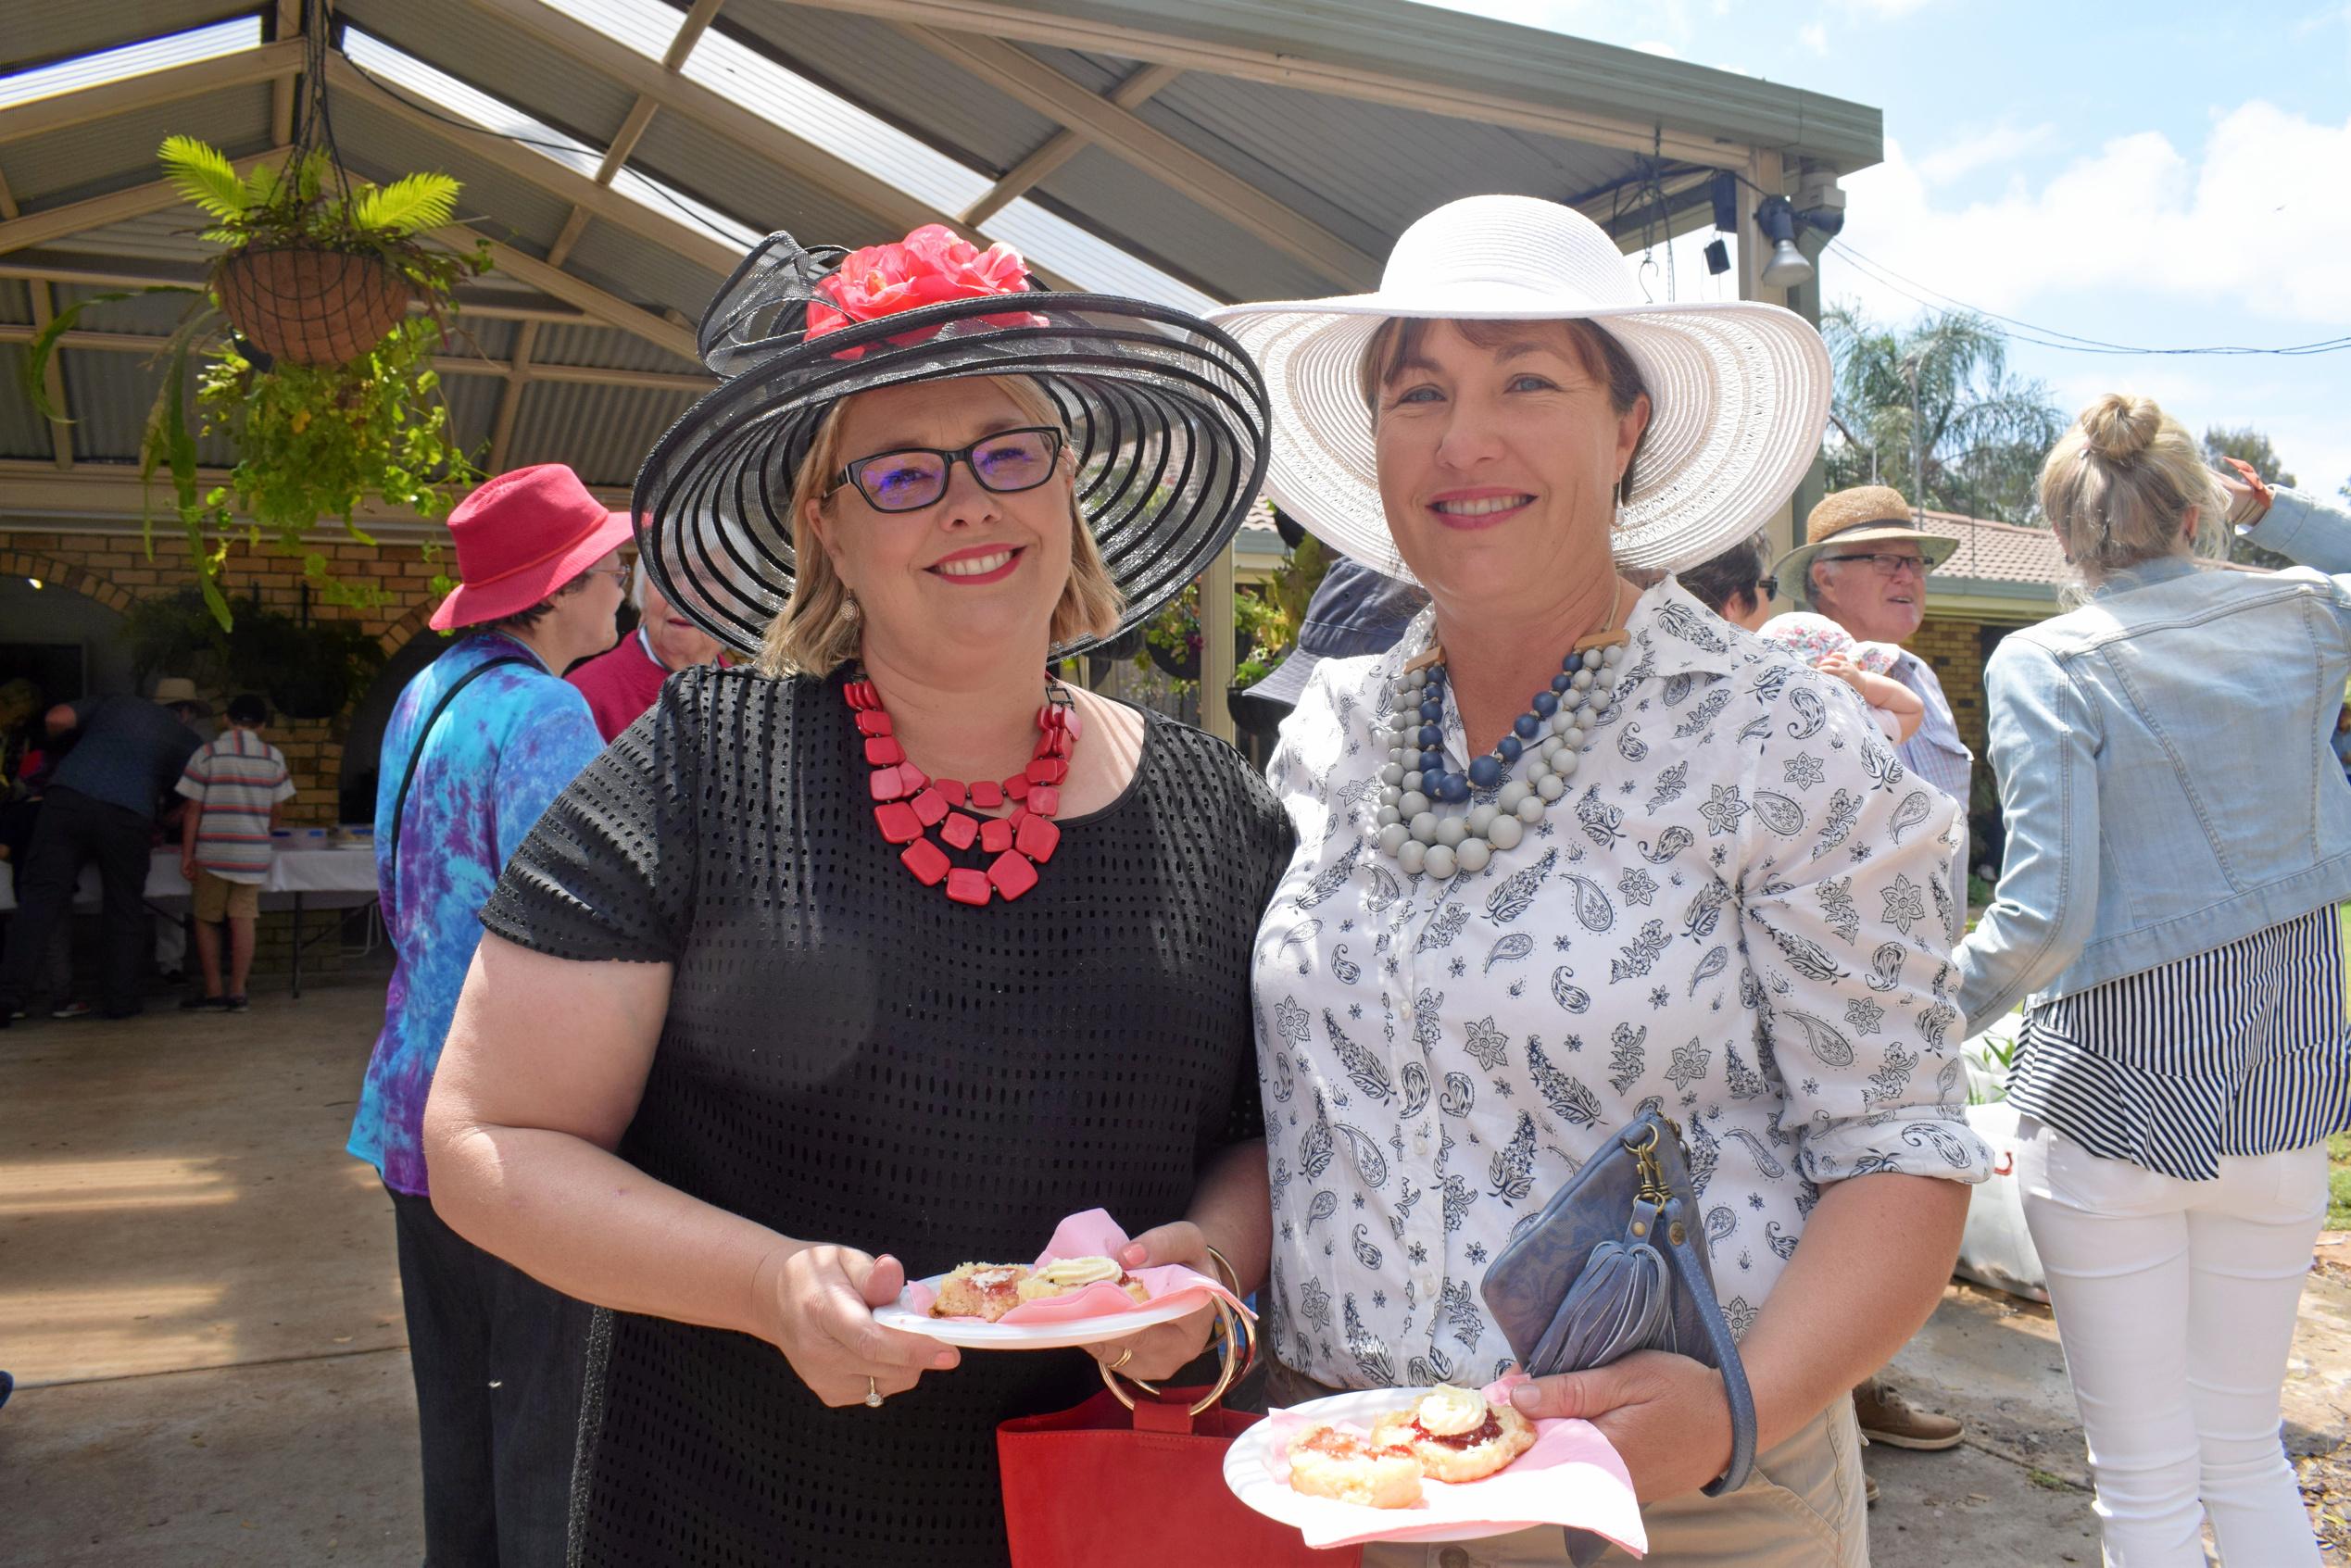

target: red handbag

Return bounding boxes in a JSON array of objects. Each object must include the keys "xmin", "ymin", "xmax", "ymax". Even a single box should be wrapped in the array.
[{"xmin": 996, "ymin": 1302, "xmax": 1355, "ymax": 1566}]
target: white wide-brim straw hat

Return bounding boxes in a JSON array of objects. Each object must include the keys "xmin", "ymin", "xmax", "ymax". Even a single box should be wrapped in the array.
[{"xmin": 1206, "ymin": 194, "xmax": 1833, "ymax": 581}]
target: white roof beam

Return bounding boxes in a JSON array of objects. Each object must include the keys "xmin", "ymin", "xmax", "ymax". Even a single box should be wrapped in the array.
[
  {"xmin": 0, "ymin": 39, "xmax": 307, "ymax": 147},
  {"xmin": 899, "ymin": 27, "xmax": 1376, "ymax": 290},
  {"xmin": 960, "ymin": 61, "xmax": 1179, "ymax": 228},
  {"xmin": 0, "ymin": 323, "xmax": 710, "ymax": 393},
  {"xmin": 776, "ymin": 0, "xmax": 1741, "ymax": 169}
]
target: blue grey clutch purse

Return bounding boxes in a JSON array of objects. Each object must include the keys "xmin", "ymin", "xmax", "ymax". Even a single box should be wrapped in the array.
[{"xmin": 1480, "ymin": 1110, "xmax": 1758, "ymax": 1512}]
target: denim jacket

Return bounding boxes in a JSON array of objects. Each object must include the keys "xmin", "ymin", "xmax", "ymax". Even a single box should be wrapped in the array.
[{"xmin": 1956, "ymin": 488, "xmax": 2351, "ymax": 1031}]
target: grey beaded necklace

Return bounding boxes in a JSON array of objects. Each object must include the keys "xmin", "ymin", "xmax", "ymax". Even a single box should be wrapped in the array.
[{"xmin": 1371, "ymin": 582, "xmax": 1630, "ymax": 878}]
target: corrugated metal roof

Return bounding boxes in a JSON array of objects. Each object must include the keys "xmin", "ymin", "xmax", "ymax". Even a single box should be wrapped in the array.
[
  {"xmin": 717, "ymin": 3, "xmax": 1063, "ymax": 175},
  {"xmin": 1, "ymin": 84, "xmax": 271, "ymax": 207},
  {"xmin": 523, "ymin": 320, "xmax": 690, "ymax": 373},
  {"xmin": 621, "ymin": 108, "xmax": 890, "ymax": 252},
  {"xmin": 558, "ymin": 219, "xmax": 719, "ymax": 332},
  {"xmin": 2, "ymin": 2, "xmax": 257, "ymax": 77},
  {"xmin": 0, "ymin": 280, "xmax": 31, "ymax": 323},
  {"xmin": 330, "ymin": 95, "xmax": 575, "ymax": 254},
  {"xmin": 1036, "ymin": 144, "xmax": 1333, "ymax": 304},
  {"xmin": 1132, "ymin": 68, "xmax": 1631, "ymax": 253},
  {"xmin": 0, "ymin": 2, "xmax": 1880, "ymax": 505},
  {"xmin": 56, "ymin": 343, "xmax": 233, "ymax": 467},
  {"xmin": 504, "ymin": 378, "xmax": 696, "ymax": 486},
  {"xmin": 337, "ymin": 0, "xmax": 646, "ymax": 150}
]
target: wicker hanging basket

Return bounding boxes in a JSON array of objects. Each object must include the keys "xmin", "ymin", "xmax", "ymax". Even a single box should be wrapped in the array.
[{"xmin": 214, "ymin": 245, "xmax": 411, "ymax": 366}]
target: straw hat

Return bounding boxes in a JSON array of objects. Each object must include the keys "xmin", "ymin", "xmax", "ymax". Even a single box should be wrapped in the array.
[
  {"xmin": 150, "ymin": 676, "xmax": 205, "ymax": 709},
  {"xmin": 633, "ymin": 225, "xmax": 1270, "ymax": 656},
  {"xmin": 1205, "ymin": 194, "xmax": 1832, "ymax": 580},
  {"xmin": 1770, "ymin": 483, "xmax": 1958, "ymax": 589}
]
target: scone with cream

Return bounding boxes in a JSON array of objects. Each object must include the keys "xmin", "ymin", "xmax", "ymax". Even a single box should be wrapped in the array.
[
  {"xmin": 1013, "ymin": 1255, "xmax": 1150, "ymax": 1305},
  {"xmin": 1369, "ymin": 1385, "xmax": 1537, "ymax": 1484}
]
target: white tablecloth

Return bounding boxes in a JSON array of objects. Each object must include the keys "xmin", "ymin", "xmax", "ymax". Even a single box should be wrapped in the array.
[{"xmin": 0, "ymin": 845, "xmax": 380, "ymax": 913}]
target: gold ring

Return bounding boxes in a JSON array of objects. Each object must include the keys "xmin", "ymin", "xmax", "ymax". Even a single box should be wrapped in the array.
[
  {"xmin": 1110, "ymin": 1348, "xmax": 1134, "ymax": 1371},
  {"xmin": 863, "ymin": 1376, "xmax": 884, "ymax": 1409}
]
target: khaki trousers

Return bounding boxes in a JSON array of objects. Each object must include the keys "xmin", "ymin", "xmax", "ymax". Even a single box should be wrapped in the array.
[{"xmin": 1265, "ymin": 1361, "xmax": 1867, "ymax": 1568}]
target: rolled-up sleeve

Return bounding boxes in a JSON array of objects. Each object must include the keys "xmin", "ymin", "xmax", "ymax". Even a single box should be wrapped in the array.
[{"xmin": 1738, "ymin": 673, "xmax": 1993, "ymax": 1186}]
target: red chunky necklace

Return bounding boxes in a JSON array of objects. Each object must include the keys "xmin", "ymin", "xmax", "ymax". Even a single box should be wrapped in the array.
[{"xmin": 849, "ymin": 670, "xmax": 1075, "ymax": 906}]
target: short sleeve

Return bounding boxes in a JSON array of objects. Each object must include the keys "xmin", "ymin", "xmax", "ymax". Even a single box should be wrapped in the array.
[
  {"xmin": 480, "ymin": 666, "xmax": 710, "ymax": 964},
  {"xmin": 173, "ymin": 745, "xmax": 208, "ymax": 800}
]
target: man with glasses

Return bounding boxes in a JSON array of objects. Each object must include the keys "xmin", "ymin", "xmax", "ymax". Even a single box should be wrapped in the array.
[{"xmin": 1774, "ymin": 483, "xmax": 1972, "ymax": 1479}]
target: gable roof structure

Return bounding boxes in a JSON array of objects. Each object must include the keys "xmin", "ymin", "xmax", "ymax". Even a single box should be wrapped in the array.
[{"xmin": 2, "ymin": 0, "xmax": 1879, "ymax": 500}]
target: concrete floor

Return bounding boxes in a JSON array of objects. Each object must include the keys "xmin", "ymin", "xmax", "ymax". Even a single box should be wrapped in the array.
[{"xmin": 4, "ymin": 984, "xmax": 2346, "ymax": 1564}]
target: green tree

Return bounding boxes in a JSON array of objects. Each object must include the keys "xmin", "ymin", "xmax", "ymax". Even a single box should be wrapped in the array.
[
  {"xmin": 1821, "ymin": 307, "xmax": 2068, "ymax": 525},
  {"xmin": 2201, "ymin": 426, "xmax": 2297, "ymax": 568}
]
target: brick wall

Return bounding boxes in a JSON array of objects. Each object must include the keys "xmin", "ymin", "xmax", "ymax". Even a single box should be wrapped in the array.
[
  {"xmin": 1909, "ymin": 614, "xmax": 1991, "ymax": 764},
  {"xmin": 2, "ymin": 529, "xmax": 445, "ymax": 985}
]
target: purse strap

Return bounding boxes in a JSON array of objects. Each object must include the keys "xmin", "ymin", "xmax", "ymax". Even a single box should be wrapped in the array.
[
  {"xmin": 1658, "ymin": 1201, "xmax": 1758, "ymax": 1496},
  {"xmin": 385, "ymin": 655, "xmax": 529, "ymax": 883}
]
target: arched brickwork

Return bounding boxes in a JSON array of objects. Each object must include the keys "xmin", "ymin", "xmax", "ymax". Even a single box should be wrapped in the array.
[{"xmin": 0, "ymin": 547, "xmax": 138, "ymax": 614}]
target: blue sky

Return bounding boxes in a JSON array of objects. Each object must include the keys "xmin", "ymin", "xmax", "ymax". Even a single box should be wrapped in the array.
[{"xmin": 1422, "ymin": 0, "xmax": 2351, "ymax": 497}]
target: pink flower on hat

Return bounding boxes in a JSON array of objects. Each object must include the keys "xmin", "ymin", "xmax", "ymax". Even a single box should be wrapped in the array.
[{"xmin": 806, "ymin": 224, "xmax": 1045, "ymax": 353}]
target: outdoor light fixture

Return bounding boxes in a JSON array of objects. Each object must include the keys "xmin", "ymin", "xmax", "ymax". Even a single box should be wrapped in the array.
[{"xmin": 1754, "ymin": 195, "xmax": 1814, "ymax": 288}]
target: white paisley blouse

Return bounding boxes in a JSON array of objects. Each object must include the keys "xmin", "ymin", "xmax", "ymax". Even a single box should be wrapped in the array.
[{"xmin": 1251, "ymin": 578, "xmax": 1993, "ymax": 1392}]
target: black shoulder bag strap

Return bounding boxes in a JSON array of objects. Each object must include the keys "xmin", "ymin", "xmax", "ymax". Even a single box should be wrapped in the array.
[{"xmin": 386, "ymin": 656, "xmax": 529, "ymax": 882}]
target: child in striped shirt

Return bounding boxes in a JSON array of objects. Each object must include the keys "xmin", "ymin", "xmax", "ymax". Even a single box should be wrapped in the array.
[{"xmin": 175, "ymin": 694, "xmax": 295, "ymax": 1011}]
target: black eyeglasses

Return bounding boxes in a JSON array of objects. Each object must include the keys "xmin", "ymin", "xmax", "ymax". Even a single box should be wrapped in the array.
[
  {"xmin": 1820, "ymin": 551, "xmax": 1930, "ymax": 580},
  {"xmin": 829, "ymin": 426, "xmax": 1063, "ymax": 514},
  {"xmin": 1755, "ymin": 574, "xmax": 1779, "ymax": 599}
]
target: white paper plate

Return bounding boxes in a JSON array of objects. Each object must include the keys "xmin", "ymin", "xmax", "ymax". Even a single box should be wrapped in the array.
[
  {"xmin": 872, "ymin": 1273, "xmax": 1203, "ymax": 1349},
  {"xmin": 1222, "ymin": 1387, "xmax": 1542, "ymax": 1545}
]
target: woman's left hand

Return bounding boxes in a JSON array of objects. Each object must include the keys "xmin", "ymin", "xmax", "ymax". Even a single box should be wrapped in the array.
[
  {"xmin": 1507, "ymin": 1349, "xmax": 1734, "ymax": 1503},
  {"xmin": 1086, "ymin": 1220, "xmax": 1224, "ymax": 1384}
]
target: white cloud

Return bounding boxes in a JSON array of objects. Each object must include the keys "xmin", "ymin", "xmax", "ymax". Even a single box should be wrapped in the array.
[
  {"xmin": 1837, "ymin": 101, "xmax": 2351, "ymax": 325},
  {"xmin": 1630, "ymin": 38, "xmax": 1681, "ymax": 58},
  {"xmin": 1798, "ymin": 22, "xmax": 1829, "ymax": 54},
  {"xmin": 1913, "ymin": 121, "xmax": 2056, "ymax": 184}
]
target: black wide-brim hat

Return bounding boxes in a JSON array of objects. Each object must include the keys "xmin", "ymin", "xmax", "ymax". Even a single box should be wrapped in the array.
[{"xmin": 634, "ymin": 232, "xmax": 1273, "ymax": 658}]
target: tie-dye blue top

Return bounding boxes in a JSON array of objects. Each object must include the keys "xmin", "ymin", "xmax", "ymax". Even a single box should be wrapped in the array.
[{"xmin": 347, "ymin": 633, "xmax": 605, "ymax": 1194}]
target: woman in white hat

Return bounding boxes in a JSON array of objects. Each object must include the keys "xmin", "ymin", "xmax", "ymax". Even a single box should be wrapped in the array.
[{"xmin": 1213, "ymin": 194, "xmax": 1990, "ymax": 1563}]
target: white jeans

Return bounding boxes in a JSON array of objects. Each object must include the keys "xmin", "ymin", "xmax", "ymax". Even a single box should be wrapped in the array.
[{"xmin": 2018, "ymin": 1117, "xmax": 2326, "ymax": 1567}]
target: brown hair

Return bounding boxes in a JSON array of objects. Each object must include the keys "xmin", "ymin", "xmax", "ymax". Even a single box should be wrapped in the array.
[
  {"xmin": 1358, "ymin": 317, "xmax": 1652, "ymax": 503},
  {"xmin": 1678, "ymin": 531, "xmax": 1771, "ymax": 619},
  {"xmin": 758, "ymin": 375, "xmax": 1125, "ymax": 675},
  {"xmin": 2039, "ymin": 393, "xmax": 2224, "ymax": 585},
  {"xmin": 487, "ymin": 567, "xmax": 594, "ymax": 634}
]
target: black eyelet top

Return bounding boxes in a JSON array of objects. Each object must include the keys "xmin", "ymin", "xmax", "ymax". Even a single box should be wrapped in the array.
[{"xmin": 480, "ymin": 664, "xmax": 1290, "ymax": 1565}]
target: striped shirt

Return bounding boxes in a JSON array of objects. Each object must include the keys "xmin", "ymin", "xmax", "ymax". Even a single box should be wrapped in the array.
[
  {"xmin": 2009, "ymin": 904, "xmax": 2350, "ymax": 1180},
  {"xmin": 174, "ymin": 728, "xmax": 295, "ymax": 884}
]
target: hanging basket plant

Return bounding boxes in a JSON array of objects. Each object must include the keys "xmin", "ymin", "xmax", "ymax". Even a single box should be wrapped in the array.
[
  {"xmin": 22, "ymin": 107, "xmax": 486, "ymax": 630},
  {"xmin": 214, "ymin": 244, "xmax": 414, "ymax": 367}
]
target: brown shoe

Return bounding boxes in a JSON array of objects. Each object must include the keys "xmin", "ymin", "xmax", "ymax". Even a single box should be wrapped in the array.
[
  {"xmin": 1854, "ymin": 1379, "xmax": 1963, "ymax": 1451},
  {"xmin": 1865, "ymin": 1474, "xmax": 1881, "ymax": 1506}
]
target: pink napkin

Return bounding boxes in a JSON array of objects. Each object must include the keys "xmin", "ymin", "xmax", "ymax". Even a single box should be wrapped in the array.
[
  {"xmin": 1259, "ymin": 1375, "xmax": 1645, "ymax": 1554},
  {"xmin": 903, "ymin": 1208, "xmax": 1251, "ymax": 1324}
]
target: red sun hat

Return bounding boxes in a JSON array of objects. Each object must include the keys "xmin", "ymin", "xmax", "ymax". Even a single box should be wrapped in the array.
[{"xmin": 429, "ymin": 463, "xmax": 635, "ymax": 631}]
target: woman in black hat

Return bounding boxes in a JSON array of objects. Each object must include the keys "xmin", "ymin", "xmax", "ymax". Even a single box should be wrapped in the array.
[{"xmin": 419, "ymin": 225, "xmax": 1285, "ymax": 1563}]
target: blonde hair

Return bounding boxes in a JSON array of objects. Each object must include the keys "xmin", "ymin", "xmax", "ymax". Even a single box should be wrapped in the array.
[
  {"xmin": 757, "ymin": 374, "xmax": 1124, "ymax": 676},
  {"xmin": 2039, "ymin": 394, "xmax": 2225, "ymax": 587}
]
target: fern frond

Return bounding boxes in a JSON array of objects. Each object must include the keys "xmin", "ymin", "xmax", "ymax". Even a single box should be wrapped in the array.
[
  {"xmin": 158, "ymin": 135, "xmax": 252, "ymax": 222},
  {"xmin": 244, "ymin": 162, "xmax": 287, "ymax": 215},
  {"xmin": 352, "ymin": 173, "xmax": 461, "ymax": 237}
]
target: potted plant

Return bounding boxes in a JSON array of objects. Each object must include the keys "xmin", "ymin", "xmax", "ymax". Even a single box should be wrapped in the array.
[{"xmin": 24, "ymin": 133, "xmax": 484, "ymax": 629}]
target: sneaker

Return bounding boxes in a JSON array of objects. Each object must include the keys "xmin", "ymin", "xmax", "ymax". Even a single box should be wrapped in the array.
[
  {"xmin": 224, "ymin": 995, "xmax": 250, "ymax": 1013},
  {"xmin": 50, "ymin": 1000, "xmax": 94, "ymax": 1021},
  {"xmin": 179, "ymin": 994, "xmax": 229, "ymax": 1012},
  {"xmin": 1865, "ymin": 1474, "xmax": 1880, "ymax": 1506},
  {"xmin": 1854, "ymin": 1379, "xmax": 1964, "ymax": 1451}
]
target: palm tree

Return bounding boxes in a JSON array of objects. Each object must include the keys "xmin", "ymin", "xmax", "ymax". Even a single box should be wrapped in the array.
[{"xmin": 1821, "ymin": 307, "xmax": 2067, "ymax": 525}]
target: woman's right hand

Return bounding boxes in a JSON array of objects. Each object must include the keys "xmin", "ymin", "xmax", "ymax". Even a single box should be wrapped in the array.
[{"xmin": 753, "ymin": 1242, "xmax": 960, "ymax": 1406}]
